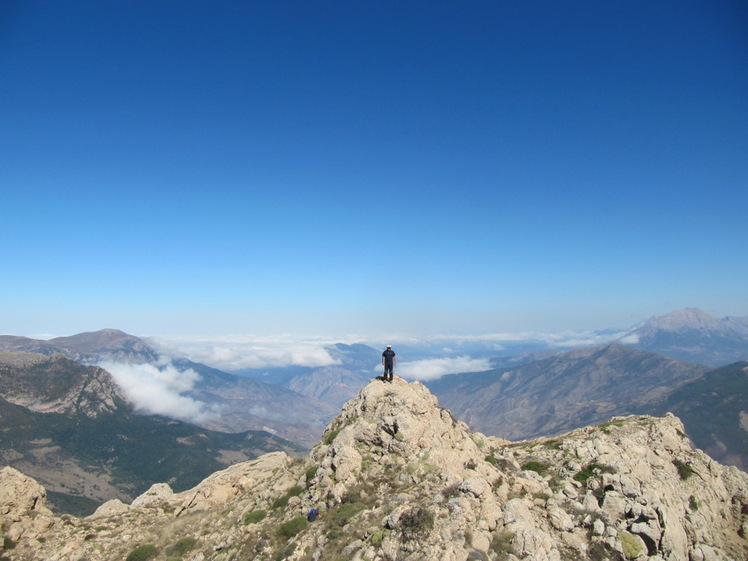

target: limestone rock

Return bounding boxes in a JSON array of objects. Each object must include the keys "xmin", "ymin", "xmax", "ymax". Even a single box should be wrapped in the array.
[
  {"xmin": 0, "ymin": 466, "xmax": 51, "ymax": 518},
  {"xmin": 130, "ymin": 482, "xmax": 174, "ymax": 509},
  {"xmin": 2, "ymin": 380, "xmax": 747, "ymax": 561},
  {"xmin": 88, "ymin": 498, "xmax": 129, "ymax": 519}
]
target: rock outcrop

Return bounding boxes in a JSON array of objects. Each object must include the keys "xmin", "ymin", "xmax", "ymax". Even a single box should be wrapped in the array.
[{"xmin": 2, "ymin": 378, "xmax": 747, "ymax": 561}]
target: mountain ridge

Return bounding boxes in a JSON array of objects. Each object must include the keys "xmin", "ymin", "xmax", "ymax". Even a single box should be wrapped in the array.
[
  {"xmin": 428, "ymin": 343, "xmax": 710, "ymax": 441},
  {"xmin": 0, "ymin": 329, "xmax": 159, "ymax": 364},
  {"xmin": 2, "ymin": 379, "xmax": 747, "ymax": 561}
]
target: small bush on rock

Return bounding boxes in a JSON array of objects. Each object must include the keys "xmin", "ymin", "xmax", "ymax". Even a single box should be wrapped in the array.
[
  {"xmin": 490, "ymin": 530, "xmax": 515, "ymax": 560},
  {"xmin": 277, "ymin": 516, "xmax": 307, "ymax": 538},
  {"xmin": 673, "ymin": 459, "xmax": 694, "ymax": 481},
  {"xmin": 273, "ymin": 495, "xmax": 289, "ymax": 509},
  {"xmin": 323, "ymin": 429, "xmax": 340, "ymax": 445},
  {"xmin": 243, "ymin": 510, "xmax": 267, "ymax": 525},
  {"xmin": 275, "ymin": 542, "xmax": 296, "ymax": 560},
  {"xmin": 521, "ymin": 461, "xmax": 548, "ymax": 475},
  {"xmin": 332, "ymin": 502, "xmax": 365, "ymax": 526},
  {"xmin": 400, "ymin": 507, "xmax": 434, "ymax": 541},
  {"xmin": 126, "ymin": 544, "xmax": 157, "ymax": 561},
  {"xmin": 164, "ymin": 537, "xmax": 196, "ymax": 559},
  {"xmin": 574, "ymin": 462, "xmax": 601, "ymax": 485},
  {"xmin": 305, "ymin": 466, "xmax": 318, "ymax": 486},
  {"xmin": 287, "ymin": 485, "xmax": 304, "ymax": 497}
]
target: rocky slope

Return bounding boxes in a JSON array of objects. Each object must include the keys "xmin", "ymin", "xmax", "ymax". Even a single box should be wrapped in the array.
[
  {"xmin": 0, "ymin": 352, "xmax": 125, "ymax": 417},
  {"xmin": 651, "ymin": 361, "xmax": 748, "ymax": 470},
  {"xmin": 2, "ymin": 378, "xmax": 747, "ymax": 561}
]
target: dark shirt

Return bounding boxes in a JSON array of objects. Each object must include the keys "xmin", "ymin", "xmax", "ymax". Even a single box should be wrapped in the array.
[{"xmin": 382, "ymin": 349, "xmax": 396, "ymax": 366}]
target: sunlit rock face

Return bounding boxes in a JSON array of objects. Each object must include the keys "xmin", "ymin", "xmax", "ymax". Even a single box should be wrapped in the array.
[{"xmin": 2, "ymin": 378, "xmax": 748, "ymax": 561}]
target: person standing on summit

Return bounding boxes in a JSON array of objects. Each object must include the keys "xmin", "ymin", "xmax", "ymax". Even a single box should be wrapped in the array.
[{"xmin": 381, "ymin": 345, "xmax": 396, "ymax": 382}]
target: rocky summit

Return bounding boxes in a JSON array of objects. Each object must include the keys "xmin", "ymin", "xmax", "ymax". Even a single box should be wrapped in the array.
[{"xmin": 2, "ymin": 378, "xmax": 748, "ymax": 561}]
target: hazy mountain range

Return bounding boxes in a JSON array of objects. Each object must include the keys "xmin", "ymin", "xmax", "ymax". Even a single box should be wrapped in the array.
[
  {"xmin": 0, "ymin": 329, "xmax": 336, "ymax": 447},
  {"xmin": 425, "ymin": 343, "xmax": 711, "ymax": 440}
]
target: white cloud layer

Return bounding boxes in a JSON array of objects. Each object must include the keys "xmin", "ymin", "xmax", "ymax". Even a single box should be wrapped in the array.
[
  {"xmin": 618, "ymin": 333, "xmax": 640, "ymax": 344},
  {"xmin": 395, "ymin": 356, "xmax": 493, "ymax": 381},
  {"xmin": 143, "ymin": 328, "xmax": 628, "ymax": 380},
  {"xmin": 149, "ymin": 334, "xmax": 344, "ymax": 371},
  {"xmin": 98, "ymin": 357, "xmax": 221, "ymax": 423}
]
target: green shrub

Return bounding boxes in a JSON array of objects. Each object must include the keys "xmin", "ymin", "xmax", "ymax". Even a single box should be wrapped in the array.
[
  {"xmin": 341, "ymin": 489, "xmax": 361, "ymax": 504},
  {"xmin": 400, "ymin": 507, "xmax": 434, "ymax": 541},
  {"xmin": 305, "ymin": 466, "xmax": 318, "ymax": 486},
  {"xmin": 126, "ymin": 544, "xmax": 158, "ymax": 561},
  {"xmin": 275, "ymin": 542, "xmax": 296, "ymax": 560},
  {"xmin": 370, "ymin": 530, "xmax": 384, "ymax": 546},
  {"xmin": 490, "ymin": 530, "xmax": 515, "ymax": 560},
  {"xmin": 574, "ymin": 462, "xmax": 600, "ymax": 485},
  {"xmin": 485, "ymin": 454, "xmax": 498, "ymax": 466},
  {"xmin": 273, "ymin": 495, "xmax": 290, "ymax": 509},
  {"xmin": 673, "ymin": 459, "xmax": 694, "ymax": 481},
  {"xmin": 287, "ymin": 485, "xmax": 304, "ymax": 497},
  {"xmin": 277, "ymin": 516, "xmax": 307, "ymax": 538},
  {"xmin": 442, "ymin": 483, "xmax": 461, "ymax": 499},
  {"xmin": 323, "ymin": 429, "xmax": 340, "ymax": 445},
  {"xmin": 688, "ymin": 495, "xmax": 700, "ymax": 511},
  {"xmin": 243, "ymin": 510, "xmax": 267, "ymax": 525},
  {"xmin": 332, "ymin": 502, "xmax": 364, "ymax": 526},
  {"xmin": 164, "ymin": 537, "xmax": 197, "ymax": 558},
  {"xmin": 521, "ymin": 461, "xmax": 547, "ymax": 475}
]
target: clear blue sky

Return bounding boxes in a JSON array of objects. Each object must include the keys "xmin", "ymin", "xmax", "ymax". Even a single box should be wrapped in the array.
[{"xmin": 2, "ymin": 1, "xmax": 747, "ymax": 338}]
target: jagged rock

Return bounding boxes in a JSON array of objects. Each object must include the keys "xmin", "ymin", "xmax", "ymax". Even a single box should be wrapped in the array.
[
  {"xmin": 130, "ymin": 482, "xmax": 174, "ymax": 509},
  {"xmin": 174, "ymin": 450, "xmax": 293, "ymax": 514},
  {"xmin": 89, "ymin": 498, "xmax": 129, "ymax": 519},
  {"xmin": 548, "ymin": 505, "xmax": 574, "ymax": 532},
  {"xmin": 1, "ymin": 379, "xmax": 748, "ymax": 561},
  {"xmin": 0, "ymin": 466, "xmax": 55, "ymax": 545},
  {"xmin": 0, "ymin": 466, "xmax": 50, "ymax": 517}
]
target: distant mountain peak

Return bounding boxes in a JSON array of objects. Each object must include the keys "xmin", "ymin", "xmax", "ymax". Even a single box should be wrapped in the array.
[
  {"xmin": 618, "ymin": 308, "xmax": 748, "ymax": 366},
  {"xmin": 643, "ymin": 307, "xmax": 720, "ymax": 331},
  {"xmin": 0, "ymin": 329, "xmax": 159, "ymax": 364}
]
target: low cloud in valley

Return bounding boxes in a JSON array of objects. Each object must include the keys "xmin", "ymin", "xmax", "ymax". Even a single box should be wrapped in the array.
[
  {"xmin": 98, "ymin": 358, "xmax": 221, "ymax": 423},
  {"xmin": 396, "ymin": 356, "xmax": 493, "ymax": 381}
]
